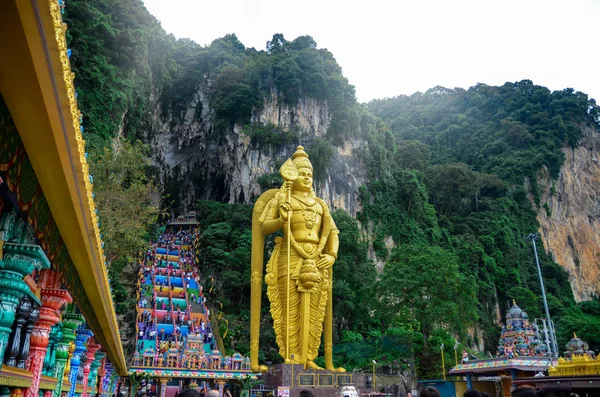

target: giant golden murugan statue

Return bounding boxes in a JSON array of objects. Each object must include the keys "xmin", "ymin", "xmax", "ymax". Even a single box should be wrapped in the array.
[{"xmin": 250, "ymin": 146, "xmax": 344, "ymax": 372}]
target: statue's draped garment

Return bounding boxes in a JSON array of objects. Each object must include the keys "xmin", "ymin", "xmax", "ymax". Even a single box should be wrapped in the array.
[{"xmin": 260, "ymin": 192, "xmax": 337, "ymax": 361}]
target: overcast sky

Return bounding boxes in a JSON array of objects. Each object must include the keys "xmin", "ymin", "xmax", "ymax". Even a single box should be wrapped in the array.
[{"xmin": 142, "ymin": 0, "xmax": 599, "ymax": 103}]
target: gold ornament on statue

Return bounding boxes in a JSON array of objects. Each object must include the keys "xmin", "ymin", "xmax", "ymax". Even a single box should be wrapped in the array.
[{"xmin": 250, "ymin": 145, "xmax": 345, "ymax": 372}]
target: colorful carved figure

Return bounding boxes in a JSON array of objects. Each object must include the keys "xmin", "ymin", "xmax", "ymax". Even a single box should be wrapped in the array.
[{"xmin": 496, "ymin": 301, "xmax": 545, "ymax": 358}]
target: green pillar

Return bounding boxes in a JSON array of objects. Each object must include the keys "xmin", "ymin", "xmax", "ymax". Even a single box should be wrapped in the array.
[
  {"xmin": 44, "ymin": 324, "xmax": 63, "ymax": 376},
  {"xmin": 53, "ymin": 313, "xmax": 83, "ymax": 397},
  {"xmin": 0, "ymin": 210, "xmax": 51, "ymax": 370},
  {"xmin": 89, "ymin": 351, "xmax": 105, "ymax": 395}
]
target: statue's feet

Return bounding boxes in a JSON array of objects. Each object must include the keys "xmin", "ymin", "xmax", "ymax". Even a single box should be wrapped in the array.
[
  {"xmin": 251, "ymin": 364, "xmax": 269, "ymax": 373},
  {"xmin": 326, "ymin": 364, "xmax": 346, "ymax": 373},
  {"xmin": 306, "ymin": 361, "xmax": 324, "ymax": 370}
]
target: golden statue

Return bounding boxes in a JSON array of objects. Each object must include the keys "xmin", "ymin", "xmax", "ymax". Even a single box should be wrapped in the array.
[{"xmin": 250, "ymin": 145, "xmax": 344, "ymax": 372}]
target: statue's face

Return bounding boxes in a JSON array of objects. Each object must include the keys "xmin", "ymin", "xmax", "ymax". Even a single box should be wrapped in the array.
[{"xmin": 293, "ymin": 167, "xmax": 313, "ymax": 192}]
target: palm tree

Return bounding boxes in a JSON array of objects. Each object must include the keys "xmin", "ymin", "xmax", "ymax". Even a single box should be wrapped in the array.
[{"xmin": 238, "ymin": 375, "xmax": 263, "ymax": 397}]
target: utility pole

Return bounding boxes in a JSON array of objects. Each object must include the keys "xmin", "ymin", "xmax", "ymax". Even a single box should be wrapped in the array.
[{"xmin": 524, "ymin": 233, "xmax": 558, "ymax": 357}]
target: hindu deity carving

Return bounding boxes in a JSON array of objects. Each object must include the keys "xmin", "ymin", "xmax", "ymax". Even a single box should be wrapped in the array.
[{"xmin": 250, "ymin": 146, "xmax": 344, "ymax": 372}]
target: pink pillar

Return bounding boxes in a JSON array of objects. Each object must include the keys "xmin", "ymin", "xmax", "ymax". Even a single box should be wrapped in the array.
[
  {"xmin": 159, "ymin": 378, "xmax": 168, "ymax": 397},
  {"xmin": 82, "ymin": 338, "xmax": 101, "ymax": 397},
  {"xmin": 26, "ymin": 288, "xmax": 73, "ymax": 397}
]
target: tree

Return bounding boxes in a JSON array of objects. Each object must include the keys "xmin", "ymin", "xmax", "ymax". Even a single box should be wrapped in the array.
[
  {"xmin": 266, "ymin": 33, "xmax": 288, "ymax": 54},
  {"xmin": 395, "ymin": 140, "xmax": 431, "ymax": 171},
  {"xmin": 377, "ymin": 244, "xmax": 477, "ymax": 377},
  {"xmin": 89, "ymin": 139, "xmax": 159, "ymax": 264},
  {"xmin": 308, "ymin": 138, "xmax": 335, "ymax": 185},
  {"xmin": 290, "ymin": 35, "xmax": 317, "ymax": 51}
]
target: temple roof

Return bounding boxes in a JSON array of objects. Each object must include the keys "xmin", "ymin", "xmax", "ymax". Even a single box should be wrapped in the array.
[
  {"xmin": 0, "ymin": 0, "xmax": 126, "ymax": 374},
  {"xmin": 449, "ymin": 357, "xmax": 557, "ymax": 375}
]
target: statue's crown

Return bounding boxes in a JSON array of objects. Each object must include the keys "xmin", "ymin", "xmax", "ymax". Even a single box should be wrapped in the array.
[{"xmin": 292, "ymin": 146, "xmax": 313, "ymax": 171}]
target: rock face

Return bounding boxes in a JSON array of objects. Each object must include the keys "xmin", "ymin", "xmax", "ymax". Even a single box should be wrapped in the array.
[
  {"xmin": 147, "ymin": 81, "xmax": 600, "ymax": 302},
  {"xmin": 147, "ymin": 83, "xmax": 366, "ymax": 216},
  {"xmin": 537, "ymin": 122, "xmax": 600, "ymax": 302}
]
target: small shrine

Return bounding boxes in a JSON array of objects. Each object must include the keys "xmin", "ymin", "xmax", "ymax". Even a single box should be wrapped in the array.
[
  {"xmin": 514, "ymin": 333, "xmax": 600, "ymax": 394},
  {"xmin": 450, "ymin": 301, "xmax": 557, "ymax": 397},
  {"xmin": 548, "ymin": 334, "xmax": 599, "ymax": 376},
  {"xmin": 497, "ymin": 300, "xmax": 549, "ymax": 358}
]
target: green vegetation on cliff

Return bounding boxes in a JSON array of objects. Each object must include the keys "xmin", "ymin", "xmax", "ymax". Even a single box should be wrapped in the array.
[
  {"xmin": 63, "ymin": 0, "xmax": 600, "ymax": 380},
  {"xmin": 361, "ymin": 83, "xmax": 600, "ymax": 376},
  {"xmin": 64, "ymin": 1, "xmax": 356, "ymax": 150}
]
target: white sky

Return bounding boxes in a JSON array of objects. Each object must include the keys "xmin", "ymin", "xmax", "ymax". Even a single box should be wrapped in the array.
[{"xmin": 142, "ymin": 0, "xmax": 600, "ymax": 103}]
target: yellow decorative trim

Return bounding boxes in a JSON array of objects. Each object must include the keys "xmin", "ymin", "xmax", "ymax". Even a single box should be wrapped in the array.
[
  {"xmin": 0, "ymin": 376, "xmax": 30, "ymax": 388},
  {"xmin": 47, "ymin": 0, "xmax": 125, "ymax": 373},
  {"xmin": 549, "ymin": 355, "xmax": 600, "ymax": 376},
  {"xmin": 39, "ymin": 375, "xmax": 58, "ymax": 391},
  {"xmin": 0, "ymin": 366, "xmax": 34, "ymax": 388}
]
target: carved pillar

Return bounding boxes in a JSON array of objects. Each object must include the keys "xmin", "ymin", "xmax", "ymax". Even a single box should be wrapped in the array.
[
  {"xmin": 88, "ymin": 351, "xmax": 105, "ymax": 396},
  {"xmin": 17, "ymin": 303, "xmax": 39, "ymax": 369},
  {"xmin": 216, "ymin": 380, "xmax": 225, "ymax": 397},
  {"xmin": 4, "ymin": 295, "xmax": 32, "ymax": 366},
  {"xmin": 100, "ymin": 362, "xmax": 112, "ymax": 397},
  {"xmin": 68, "ymin": 327, "xmax": 92, "ymax": 397},
  {"xmin": 64, "ymin": 341, "xmax": 75, "ymax": 381},
  {"xmin": 158, "ymin": 378, "xmax": 168, "ymax": 397},
  {"xmin": 96, "ymin": 357, "xmax": 107, "ymax": 397},
  {"xmin": 107, "ymin": 370, "xmax": 118, "ymax": 397},
  {"xmin": 82, "ymin": 338, "xmax": 101, "ymax": 397},
  {"xmin": 0, "ymin": 211, "xmax": 50, "ymax": 370},
  {"xmin": 44, "ymin": 324, "xmax": 62, "ymax": 376},
  {"xmin": 26, "ymin": 288, "xmax": 73, "ymax": 397},
  {"xmin": 53, "ymin": 313, "xmax": 83, "ymax": 397}
]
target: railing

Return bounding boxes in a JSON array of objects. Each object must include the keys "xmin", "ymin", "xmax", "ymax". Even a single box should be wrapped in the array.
[{"xmin": 132, "ymin": 354, "xmax": 251, "ymax": 371}]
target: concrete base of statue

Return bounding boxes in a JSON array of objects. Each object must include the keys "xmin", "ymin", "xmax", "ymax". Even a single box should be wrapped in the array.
[{"xmin": 262, "ymin": 364, "xmax": 370, "ymax": 397}]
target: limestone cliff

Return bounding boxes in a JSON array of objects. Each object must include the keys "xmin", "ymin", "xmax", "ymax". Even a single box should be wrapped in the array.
[
  {"xmin": 146, "ymin": 83, "xmax": 366, "ymax": 216},
  {"xmin": 537, "ymin": 121, "xmax": 600, "ymax": 301}
]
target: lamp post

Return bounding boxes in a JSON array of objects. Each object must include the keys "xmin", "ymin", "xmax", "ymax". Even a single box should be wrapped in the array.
[
  {"xmin": 440, "ymin": 344, "xmax": 446, "ymax": 381},
  {"xmin": 372, "ymin": 360, "xmax": 376, "ymax": 391},
  {"xmin": 453, "ymin": 341, "xmax": 459, "ymax": 366},
  {"xmin": 524, "ymin": 233, "xmax": 558, "ymax": 357}
]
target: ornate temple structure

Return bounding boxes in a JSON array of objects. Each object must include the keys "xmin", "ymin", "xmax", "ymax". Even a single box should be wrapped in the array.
[
  {"xmin": 0, "ymin": 1, "xmax": 126, "ymax": 397},
  {"xmin": 497, "ymin": 301, "xmax": 549, "ymax": 358},
  {"xmin": 514, "ymin": 334, "xmax": 600, "ymax": 395},
  {"xmin": 450, "ymin": 302, "xmax": 557, "ymax": 397}
]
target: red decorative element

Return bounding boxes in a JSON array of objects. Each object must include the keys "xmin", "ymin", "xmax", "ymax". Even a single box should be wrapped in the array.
[
  {"xmin": 82, "ymin": 338, "xmax": 101, "ymax": 397},
  {"xmin": 23, "ymin": 275, "xmax": 37, "ymax": 294},
  {"xmin": 40, "ymin": 269, "xmax": 62, "ymax": 290},
  {"xmin": 97, "ymin": 357, "xmax": 107, "ymax": 394},
  {"xmin": 43, "ymin": 390, "xmax": 52, "ymax": 397},
  {"xmin": 26, "ymin": 288, "xmax": 72, "ymax": 397}
]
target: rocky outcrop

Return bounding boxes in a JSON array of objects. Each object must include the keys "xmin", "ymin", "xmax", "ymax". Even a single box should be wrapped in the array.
[
  {"xmin": 147, "ymin": 83, "xmax": 366, "ymax": 216},
  {"xmin": 537, "ymin": 122, "xmax": 600, "ymax": 302}
]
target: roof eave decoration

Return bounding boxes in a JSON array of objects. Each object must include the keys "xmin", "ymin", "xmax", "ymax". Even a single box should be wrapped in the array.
[{"xmin": 0, "ymin": 0, "xmax": 126, "ymax": 374}]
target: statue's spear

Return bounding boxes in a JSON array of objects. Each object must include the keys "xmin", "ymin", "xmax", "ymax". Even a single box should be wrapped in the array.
[{"xmin": 280, "ymin": 158, "xmax": 298, "ymax": 363}]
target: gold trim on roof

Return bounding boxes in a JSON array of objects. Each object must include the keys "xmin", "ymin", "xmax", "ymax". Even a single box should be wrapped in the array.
[{"xmin": 47, "ymin": 0, "xmax": 123, "ymax": 371}]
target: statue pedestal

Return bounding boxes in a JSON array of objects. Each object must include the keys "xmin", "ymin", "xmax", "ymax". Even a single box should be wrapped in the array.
[{"xmin": 262, "ymin": 364, "xmax": 369, "ymax": 397}]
